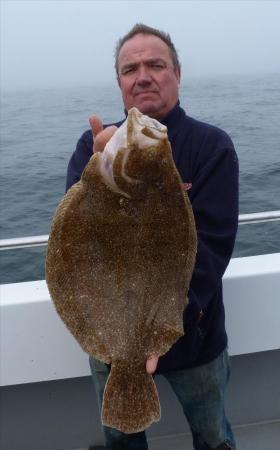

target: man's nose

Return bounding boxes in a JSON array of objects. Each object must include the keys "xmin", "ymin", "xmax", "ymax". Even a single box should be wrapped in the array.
[{"xmin": 136, "ymin": 66, "xmax": 152, "ymax": 86}]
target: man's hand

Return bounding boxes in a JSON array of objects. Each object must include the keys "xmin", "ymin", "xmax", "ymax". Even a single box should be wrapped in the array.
[
  {"xmin": 89, "ymin": 115, "xmax": 117, "ymax": 153},
  {"xmin": 146, "ymin": 355, "xmax": 159, "ymax": 374}
]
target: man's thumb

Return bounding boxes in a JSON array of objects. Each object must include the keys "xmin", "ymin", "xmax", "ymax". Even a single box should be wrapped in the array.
[{"xmin": 89, "ymin": 115, "xmax": 103, "ymax": 138}]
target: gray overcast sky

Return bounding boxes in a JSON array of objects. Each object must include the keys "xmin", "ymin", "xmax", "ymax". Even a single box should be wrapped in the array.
[{"xmin": 1, "ymin": 0, "xmax": 280, "ymax": 91}]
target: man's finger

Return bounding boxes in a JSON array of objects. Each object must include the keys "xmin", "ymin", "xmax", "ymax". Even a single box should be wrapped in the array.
[
  {"xmin": 146, "ymin": 355, "xmax": 159, "ymax": 374},
  {"xmin": 89, "ymin": 115, "xmax": 103, "ymax": 138},
  {"xmin": 93, "ymin": 125, "xmax": 118, "ymax": 153}
]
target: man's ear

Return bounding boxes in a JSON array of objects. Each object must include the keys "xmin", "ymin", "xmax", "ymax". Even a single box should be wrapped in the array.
[{"xmin": 176, "ymin": 67, "xmax": 181, "ymax": 84}]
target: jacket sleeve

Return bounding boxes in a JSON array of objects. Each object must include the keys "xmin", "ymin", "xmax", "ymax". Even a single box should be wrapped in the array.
[
  {"xmin": 186, "ymin": 139, "xmax": 239, "ymax": 320},
  {"xmin": 66, "ymin": 130, "xmax": 93, "ymax": 192}
]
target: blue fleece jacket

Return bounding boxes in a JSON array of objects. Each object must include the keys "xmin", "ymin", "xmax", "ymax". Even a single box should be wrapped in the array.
[{"xmin": 66, "ymin": 102, "xmax": 239, "ymax": 372}]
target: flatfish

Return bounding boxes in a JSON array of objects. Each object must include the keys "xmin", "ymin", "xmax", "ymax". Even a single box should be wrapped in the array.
[{"xmin": 45, "ymin": 107, "xmax": 197, "ymax": 433}]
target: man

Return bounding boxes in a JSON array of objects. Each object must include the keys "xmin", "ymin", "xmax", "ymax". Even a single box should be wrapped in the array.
[{"xmin": 66, "ymin": 24, "xmax": 238, "ymax": 450}]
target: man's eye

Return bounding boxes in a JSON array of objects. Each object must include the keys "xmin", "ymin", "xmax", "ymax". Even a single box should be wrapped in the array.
[
  {"xmin": 151, "ymin": 63, "xmax": 164, "ymax": 69},
  {"xmin": 123, "ymin": 67, "xmax": 135, "ymax": 74}
]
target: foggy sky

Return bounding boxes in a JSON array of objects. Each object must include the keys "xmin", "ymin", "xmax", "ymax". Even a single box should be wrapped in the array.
[{"xmin": 1, "ymin": 0, "xmax": 280, "ymax": 91}]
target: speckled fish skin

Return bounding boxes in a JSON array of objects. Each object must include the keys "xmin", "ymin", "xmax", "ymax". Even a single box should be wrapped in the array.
[{"xmin": 45, "ymin": 107, "xmax": 197, "ymax": 434}]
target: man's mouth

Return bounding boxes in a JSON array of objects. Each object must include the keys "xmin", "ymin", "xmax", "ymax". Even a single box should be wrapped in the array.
[{"xmin": 134, "ymin": 91, "xmax": 158, "ymax": 97}]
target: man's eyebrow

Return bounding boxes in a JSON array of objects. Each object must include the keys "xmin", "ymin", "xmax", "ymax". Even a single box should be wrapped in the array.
[
  {"xmin": 120, "ymin": 58, "xmax": 167, "ymax": 73},
  {"xmin": 120, "ymin": 62, "xmax": 138, "ymax": 72},
  {"xmin": 144, "ymin": 58, "xmax": 167, "ymax": 66},
  {"xmin": 146, "ymin": 58, "xmax": 166, "ymax": 64}
]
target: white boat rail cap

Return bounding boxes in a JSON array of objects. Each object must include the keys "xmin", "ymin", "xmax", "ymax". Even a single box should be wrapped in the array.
[{"xmin": 0, "ymin": 210, "xmax": 280, "ymax": 251}]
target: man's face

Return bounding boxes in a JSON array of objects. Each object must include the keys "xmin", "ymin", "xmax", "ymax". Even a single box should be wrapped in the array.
[{"xmin": 117, "ymin": 33, "xmax": 180, "ymax": 120}]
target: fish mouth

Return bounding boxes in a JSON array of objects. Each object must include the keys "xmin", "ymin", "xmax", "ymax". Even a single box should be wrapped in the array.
[{"xmin": 99, "ymin": 108, "xmax": 167, "ymax": 197}]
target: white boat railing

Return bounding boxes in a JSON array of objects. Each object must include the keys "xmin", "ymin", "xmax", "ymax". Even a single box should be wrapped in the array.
[
  {"xmin": 0, "ymin": 210, "xmax": 280, "ymax": 251},
  {"xmin": 0, "ymin": 235, "xmax": 49, "ymax": 251}
]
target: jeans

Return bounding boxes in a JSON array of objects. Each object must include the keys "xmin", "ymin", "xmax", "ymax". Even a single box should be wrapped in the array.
[{"xmin": 89, "ymin": 349, "xmax": 236, "ymax": 450}]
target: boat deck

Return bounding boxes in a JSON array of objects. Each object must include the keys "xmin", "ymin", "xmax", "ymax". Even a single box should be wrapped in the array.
[
  {"xmin": 148, "ymin": 420, "xmax": 280, "ymax": 450},
  {"xmin": 78, "ymin": 420, "xmax": 280, "ymax": 450}
]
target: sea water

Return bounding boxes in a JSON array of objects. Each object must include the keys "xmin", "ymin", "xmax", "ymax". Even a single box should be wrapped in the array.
[{"xmin": 0, "ymin": 73, "xmax": 279, "ymax": 283}]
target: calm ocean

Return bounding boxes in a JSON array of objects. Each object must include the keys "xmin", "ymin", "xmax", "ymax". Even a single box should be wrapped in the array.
[{"xmin": 1, "ymin": 73, "xmax": 279, "ymax": 283}]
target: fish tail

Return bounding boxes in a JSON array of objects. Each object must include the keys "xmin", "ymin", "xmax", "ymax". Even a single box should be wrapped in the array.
[{"xmin": 101, "ymin": 360, "xmax": 160, "ymax": 433}]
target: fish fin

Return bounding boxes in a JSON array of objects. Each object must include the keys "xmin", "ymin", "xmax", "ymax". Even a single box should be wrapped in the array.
[{"xmin": 101, "ymin": 360, "xmax": 160, "ymax": 433}]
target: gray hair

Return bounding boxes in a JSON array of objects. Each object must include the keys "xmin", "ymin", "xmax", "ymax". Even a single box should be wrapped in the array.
[{"xmin": 115, "ymin": 23, "xmax": 180, "ymax": 74}]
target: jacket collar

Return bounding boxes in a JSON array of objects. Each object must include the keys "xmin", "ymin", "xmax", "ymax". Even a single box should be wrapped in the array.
[{"xmin": 160, "ymin": 101, "xmax": 183, "ymax": 141}]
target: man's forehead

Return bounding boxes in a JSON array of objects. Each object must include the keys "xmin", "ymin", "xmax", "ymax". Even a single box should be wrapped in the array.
[{"xmin": 118, "ymin": 33, "xmax": 171, "ymax": 64}]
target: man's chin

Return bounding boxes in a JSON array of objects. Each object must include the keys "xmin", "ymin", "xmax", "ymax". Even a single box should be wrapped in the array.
[{"xmin": 133, "ymin": 101, "xmax": 163, "ymax": 119}]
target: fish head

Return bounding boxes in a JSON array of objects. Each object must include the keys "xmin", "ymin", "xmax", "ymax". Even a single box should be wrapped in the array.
[
  {"xmin": 99, "ymin": 107, "xmax": 171, "ymax": 197},
  {"xmin": 126, "ymin": 107, "xmax": 168, "ymax": 150}
]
